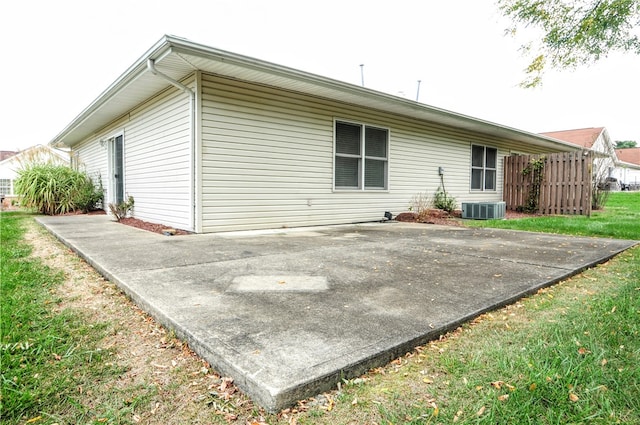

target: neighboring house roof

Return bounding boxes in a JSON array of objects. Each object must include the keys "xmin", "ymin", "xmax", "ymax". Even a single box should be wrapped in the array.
[
  {"xmin": 0, "ymin": 145, "xmax": 69, "ymax": 172},
  {"xmin": 539, "ymin": 127, "xmax": 605, "ymax": 149},
  {"xmin": 51, "ymin": 35, "xmax": 578, "ymax": 152},
  {"xmin": 1, "ymin": 151, "xmax": 17, "ymax": 161},
  {"xmin": 615, "ymin": 148, "xmax": 640, "ymax": 165}
]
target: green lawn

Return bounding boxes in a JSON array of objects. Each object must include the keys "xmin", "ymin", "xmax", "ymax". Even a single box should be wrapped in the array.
[
  {"xmin": 465, "ymin": 191, "xmax": 640, "ymax": 240},
  {"xmin": 0, "ymin": 213, "xmax": 124, "ymax": 424}
]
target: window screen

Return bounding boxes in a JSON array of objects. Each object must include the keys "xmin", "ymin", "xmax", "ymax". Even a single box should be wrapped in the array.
[
  {"xmin": 0, "ymin": 179, "xmax": 11, "ymax": 196},
  {"xmin": 335, "ymin": 121, "xmax": 388, "ymax": 190},
  {"xmin": 471, "ymin": 144, "xmax": 498, "ymax": 191},
  {"xmin": 336, "ymin": 122, "xmax": 361, "ymax": 155}
]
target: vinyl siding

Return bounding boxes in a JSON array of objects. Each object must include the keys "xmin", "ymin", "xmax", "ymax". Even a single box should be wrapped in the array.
[
  {"xmin": 73, "ymin": 137, "xmax": 109, "ymax": 201},
  {"xmin": 73, "ymin": 82, "xmax": 192, "ymax": 230},
  {"xmin": 200, "ymin": 74, "xmax": 559, "ymax": 233}
]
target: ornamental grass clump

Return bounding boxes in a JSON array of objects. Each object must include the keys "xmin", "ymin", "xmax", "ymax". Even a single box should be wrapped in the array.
[{"xmin": 14, "ymin": 164, "xmax": 103, "ymax": 215}]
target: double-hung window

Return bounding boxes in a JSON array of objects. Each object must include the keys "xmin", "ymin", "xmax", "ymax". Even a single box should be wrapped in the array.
[
  {"xmin": 471, "ymin": 144, "xmax": 497, "ymax": 191},
  {"xmin": 0, "ymin": 179, "xmax": 11, "ymax": 196},
  {"xmin": 334, "ymin": 121, "xmax": 388, "ymax": 190}
]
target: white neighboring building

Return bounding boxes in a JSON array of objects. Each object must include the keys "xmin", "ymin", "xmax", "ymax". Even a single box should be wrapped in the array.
[
  {"xmin": 614, "ymin": 148, "xmax": 640, "ymax": 189},
  {"xmin": 0, "ymin": 145, "xmax": 69, "ymax": 206},
  {"xmin": 540, "ymin": 127, "xmax": 619, "ymax": 189}
]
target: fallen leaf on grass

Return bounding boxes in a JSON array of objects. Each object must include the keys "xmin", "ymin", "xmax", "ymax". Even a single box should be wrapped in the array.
[
  {"xmin": 491, "ymin": 380, "xmax": 515, "ymax": 392},
  {"xmin": 219, "ymin": 377, "xmax": 234, "ymax": 392},
  {"xmin": 569, "ymin": 393, "xmax": 579, "ymax": 402},
  {"xmin": 476, "ymin": 405, "xmax": 486, "ymax": 416},
  {"xmin": 323, "ymin": 394, "xmax": 335, "ymax": 411},
  {"xmin": 577, "ymin": 347, "xmax": 590, "ymax": 355},
  {"xmin": 498, "ymin": 394, "xmax": 509, "ymax": 401}
]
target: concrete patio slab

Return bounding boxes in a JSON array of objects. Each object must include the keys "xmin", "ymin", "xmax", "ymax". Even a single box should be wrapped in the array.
[{"xmin": 36, "ymin": 215, "xmax": 636, "ymax": 412}]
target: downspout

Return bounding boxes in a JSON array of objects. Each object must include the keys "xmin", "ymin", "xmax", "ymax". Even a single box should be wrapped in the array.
[{"xmin": 146, "ymin": 59, "xmax": 197, "ymax": 232}]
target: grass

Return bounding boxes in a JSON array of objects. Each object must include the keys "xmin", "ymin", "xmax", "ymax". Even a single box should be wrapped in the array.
[
  {"xmin": 0, "ymin": 212, "xmax": 125, "ymax": 424},
  {"xmin": 465, "ymin": 191, "xmax": 640, "ymax": 240},
  {"xmin": 1, "ymin": 192, "xmax": 639, "ymax": 424}
]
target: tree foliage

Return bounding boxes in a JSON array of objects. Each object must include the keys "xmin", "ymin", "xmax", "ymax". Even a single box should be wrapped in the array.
[
  {"xmin": 615, "ymin": 140, "xmax": 637, "ymax": 148},
  {"xmin": 498, "ymin": 0, "xmax": 640, "ymax": 87}
]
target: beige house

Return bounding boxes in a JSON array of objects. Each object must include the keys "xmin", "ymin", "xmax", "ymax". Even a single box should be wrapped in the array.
[{"xmin": 51, "ymin": 35, "xmax": 579, "ymax": 233}]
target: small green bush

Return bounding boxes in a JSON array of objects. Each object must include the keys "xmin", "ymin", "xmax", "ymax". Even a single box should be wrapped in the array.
[
  {"xmin": 14, "ymin": 165, "xmax": 103, "ymax": 215},
  {"xmin": 433, "ymin": 187, "xmax": 457, "ymax": 213},
  {"xmin": 108, "ymin": 195, "xmax": 134, "ymax": 221}
]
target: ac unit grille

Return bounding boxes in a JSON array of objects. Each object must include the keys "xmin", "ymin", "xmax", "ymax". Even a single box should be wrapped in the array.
[{"xmin": 461, "ymin": 202, "xmax": 506, "ymax": 220}]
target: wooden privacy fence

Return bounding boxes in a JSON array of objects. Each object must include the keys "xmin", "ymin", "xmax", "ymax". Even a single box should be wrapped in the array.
[{"xmin": 503, "ymin": 151, "xmax": 592, "ymax": 216}]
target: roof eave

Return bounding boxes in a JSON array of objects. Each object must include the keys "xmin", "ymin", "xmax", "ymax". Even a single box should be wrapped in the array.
[
  {"xmin": 50, "ymin": 36, "xmax": 176, "ymax": 147},
  {"xmin": 50, "ymin": 35, "xmax": 580, "ymax": 153}
]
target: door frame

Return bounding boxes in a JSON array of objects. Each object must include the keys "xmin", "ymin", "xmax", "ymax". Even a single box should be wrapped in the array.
[{"xmin": 107, "ymin": 133, "xmax": 125, "ymax": 205}]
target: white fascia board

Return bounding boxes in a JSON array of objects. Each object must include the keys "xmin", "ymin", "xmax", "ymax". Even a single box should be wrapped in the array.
[{"xmin": 49, "ymin": 34, "xmax": 580, "ymax": 153}]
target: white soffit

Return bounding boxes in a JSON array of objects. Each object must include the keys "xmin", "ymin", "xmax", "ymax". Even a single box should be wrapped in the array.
[{"xmin": 51, "ymin": 35, "xmax": 577, "ymax": 152}]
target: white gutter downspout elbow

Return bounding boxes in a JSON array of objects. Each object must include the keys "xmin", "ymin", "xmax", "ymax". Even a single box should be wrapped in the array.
[
  {"xmin": 146, "ymin": 58, "xmax": 197, "ymax": 232},
  {"xmin": 147, "ymin": 59, "xmax": 193, "ymax": 94}
]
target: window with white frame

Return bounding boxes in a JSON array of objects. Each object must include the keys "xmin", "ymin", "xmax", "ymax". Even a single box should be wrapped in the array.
[
  {"xmin": 334, "ymin": 121, "xmax": 388, "ymax": 190},
  {"xmin": 471, "ymin": 144, "xmax": 497, "ymax": 191},
  {"xmin": 0, "ymin": 179, "xmax": 12, "ymax": 196}
]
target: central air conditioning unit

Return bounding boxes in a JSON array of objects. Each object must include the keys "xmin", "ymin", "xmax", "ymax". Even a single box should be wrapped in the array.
[{"xmin": 461, "ymin": 201, "xmax": 506, "ymax": 220}]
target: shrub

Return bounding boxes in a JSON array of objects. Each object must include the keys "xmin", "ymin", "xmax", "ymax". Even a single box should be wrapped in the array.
[
  {"xmin": 14, "ymin": 165, "xmax": 104, "ymax": 215},
  {"xmin": 108, "ymin": 195, "xmax": 134, "ymax": 221},
  {"xmin": 433, "ymin": 187, "xmax": 457, "ymax": 213},
  {"xmin": 408, "ymin": 192, "xmax": 432, "ymax": 215}
]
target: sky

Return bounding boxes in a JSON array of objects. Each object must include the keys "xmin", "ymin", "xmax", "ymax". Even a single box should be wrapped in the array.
[{"xmin": 1, "ymin": 0, "xmax": 639, "ymax": 152}]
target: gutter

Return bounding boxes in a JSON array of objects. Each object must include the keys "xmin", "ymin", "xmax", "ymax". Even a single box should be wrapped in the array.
[{"xmin": 146, "ymin": 59, "xmax": 197, "ymax": 233}]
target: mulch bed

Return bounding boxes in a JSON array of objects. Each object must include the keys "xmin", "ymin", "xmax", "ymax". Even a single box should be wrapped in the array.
[
  {"xmin": 395, "ymin": 209, "xmax": 464, "ymax": 226},
  {"xmin": 394, "ymin": 208, "xmax": 538, "ymax": 225},
  {"xmin": 119, "ymin": 217, "xmax": 191, "ymax": 235},
  {"xmin": 61, "ymin": 208, "xmax": 536, "ymax": 235}
]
